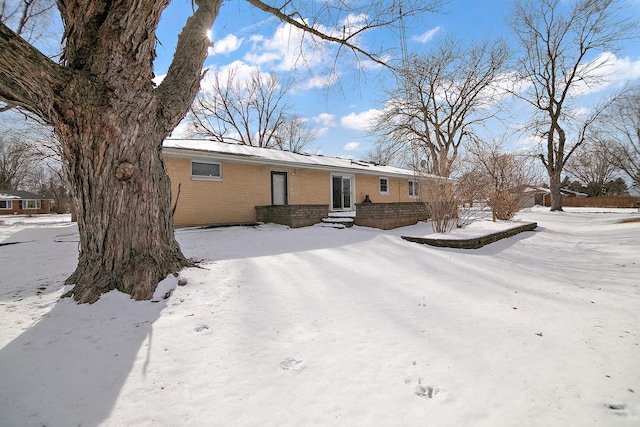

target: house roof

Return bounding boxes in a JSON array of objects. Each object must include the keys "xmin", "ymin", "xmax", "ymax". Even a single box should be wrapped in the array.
[
  {"xmin": 162, "ymin": 139, "xmax": 445, "ymax": 180},
  {"xmin": 0, "ymin": 190, "xmax": 47, "ymax": 200},
  {"xmin": 530, "ymin": 186, "xmax": 589, "ymax": 197}
]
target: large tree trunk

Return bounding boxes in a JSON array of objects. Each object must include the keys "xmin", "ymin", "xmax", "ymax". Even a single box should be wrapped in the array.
[
  {"xmin": 549, "ymin": 171, "xmax": 563, "ymax": 212},
  {"xmin": 58, "ymin": 101, "xmax": 190, "ymax": 303}
]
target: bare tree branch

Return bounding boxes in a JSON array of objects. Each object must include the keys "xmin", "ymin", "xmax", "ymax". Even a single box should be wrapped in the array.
[
  {"xmin": 245, "ymin": 0, "xmax": 447, "ymax": 70},
  {"xmin": 190, "ymin": 67, "xmax": 316, "ymax": 151},
  {"xmin": 371, "ymin": 36, "xmax": 510, "ymax": 177}
]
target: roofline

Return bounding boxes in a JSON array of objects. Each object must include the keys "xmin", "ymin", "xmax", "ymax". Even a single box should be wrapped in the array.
[{"xmin": 162, "ymin": 145, "xmax": 443, "ymax": 180}]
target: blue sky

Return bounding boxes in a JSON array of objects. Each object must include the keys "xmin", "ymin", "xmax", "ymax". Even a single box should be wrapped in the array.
[{"xmin": 154, "ymin": 0, "xmax": 640, "ymax": 159}]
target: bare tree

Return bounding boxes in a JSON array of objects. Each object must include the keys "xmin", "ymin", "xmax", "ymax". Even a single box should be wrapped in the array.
[
  {"xmin": 0, "ymin": 135, "xmax": 36, "ymax": 189},
  {"xmin": 468, "ymin": 140, "xmax": 542, "ymax": 221},
  {"xmin": 509, "ymin": 0, "xmax": 637, "ymax": 211},
  {"xmin": 596, "ymin": 85, "xmax": 640, "ymax": 190},
  {"xmin": 371, "ymin": 36, "xmax": 511, "ymax": 177},
  {"xmin": 190, "ymin": 68, "xmax": 316, "ymax": 153},
  {"xmin": 0, "ymin": 0, "xmax": 445, "ymax": 303},
  {"xmin": 564, "ymin": 142, "xmax": 618, "ymax": 197},
  {"xmin": 191, "ymin": 68, "xmax": 287, "ymax": 147},
  {"xmin": 28, "ymin": 163, "xmax": 71, "ymax": 213},
  {"xmin": 272, "ymin": 115, "xmax": 317, "ymax": 153}
]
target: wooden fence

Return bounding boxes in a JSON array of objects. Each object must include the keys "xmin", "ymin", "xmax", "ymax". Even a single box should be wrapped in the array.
[{"xmin": 540, "ymin": 196, "xmax": 640, "ymax": 208}]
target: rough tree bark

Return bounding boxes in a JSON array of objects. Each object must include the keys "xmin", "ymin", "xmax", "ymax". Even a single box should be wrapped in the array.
[{"xmin": 0, "ymin": 1, "xmax": 222, "ymax": 303}]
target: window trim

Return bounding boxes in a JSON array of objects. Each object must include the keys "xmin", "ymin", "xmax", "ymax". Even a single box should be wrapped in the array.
[
  {"xmin": 0, "ymin": 200, "xmax": 13, "ymax": 210},
  {"xmin": 191, "ymin": 160, "xmax": 222, "ymax": 181},
  {"xmin": 22, "ymin": 199, "xmax": 41, "ymax": 209},
  {"xmin": 408, "ymin": 179, "xmax": 419, "ymax": 198},
  {"xmin": 379, "ymin": 177, "xmax": 389, "ymax": 195}
]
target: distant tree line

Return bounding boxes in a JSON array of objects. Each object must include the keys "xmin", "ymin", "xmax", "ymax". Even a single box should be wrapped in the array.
[{"xmin": 0, "ymin": 131, "xmax": 71, "ymax": 214}]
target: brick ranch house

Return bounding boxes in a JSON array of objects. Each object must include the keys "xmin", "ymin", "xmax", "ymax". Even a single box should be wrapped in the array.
[
  {"xmin": 163, "ymin": 139, "xmax": 444, "ymax": 229},
  {"xmin": 0, "ymin": 190, "xmax": 51, "ymax": 215}
]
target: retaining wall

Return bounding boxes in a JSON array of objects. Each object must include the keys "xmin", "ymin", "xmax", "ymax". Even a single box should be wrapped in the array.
[
  {"xmin": 355, "ymin": 202, "xmax": 430, "ymax": 230},
  {"xmin": 402, "ymin": 222, "xmax": 538, "ymax": 249},
  {"xmin": 255, "ymin": 204, "xmax": 329, "ymax": 228}
]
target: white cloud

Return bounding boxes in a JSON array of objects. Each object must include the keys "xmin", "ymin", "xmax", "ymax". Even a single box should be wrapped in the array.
[
  {"xmin": 568, "ymin": 107, "xmax": 592, "ymax": 119},
  {"xmin": 153, "ymin": 74, "xmax": 165, "ymax": 86},
  {"xmin": 300, "ymin": 73, "xmax": 339, "ymax": 90},
  {"xmin": 570, "ymin": 52, "xmax": 640, "ymax": 96},
  {"xmin": 168, "ymin": 118, "xmax": 194, "ymax": 138},
  {"xmin": 209, "ymin": 34, "xmax": 243, "ymax": 55},
  {"xmin": 340, "ymin": 13, "xmax": 369, "ymax": 37},
  {"xmin": 514, "ymin": 134, "xmax": 542, "ymax": 147},
  {"xmin": 199, "ymin": 60, "xmax": 262, "ymax": 93},
  {"xmin": 359, "ymin": 54, "xmax": 391, "ymax": 71},
  {"xmin": 315, "ymin": 127, "xmax": 329, "ymax": 138},
  {"xmin": 243, "ymin": 51, "xmax": 282, "ymax": 66},
  {"xmin": 313, "ymin": 113, "xmax": 338, "ymax": 127},
  {"xmin": 343, "ymin": 142, "xmax": 360, "ymax": 151},
  {"xmin": 340, "ymin": 109, "xmax": 382, "ymax": 131},
  {"xmin": 412, "ymin": 26, "xmax": 441, "ymax": 44},
  {"xmin": 244, "ymin": 21, "xmax": 331, "ymax": 71}
]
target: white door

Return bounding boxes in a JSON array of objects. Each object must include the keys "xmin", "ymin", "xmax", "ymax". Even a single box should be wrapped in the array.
[{"xmin": 271, "ymin": 172, "xmax": 287, "ymax": 205}]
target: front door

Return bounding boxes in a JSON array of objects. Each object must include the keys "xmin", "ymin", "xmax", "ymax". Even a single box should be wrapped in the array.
[
  {"xmin": 332, "ymin": 175, "xmax": 353, "ymax": 210},
  {"xmin": 271, "ymin": 172, "xmax": 288, "ymax": 205}
]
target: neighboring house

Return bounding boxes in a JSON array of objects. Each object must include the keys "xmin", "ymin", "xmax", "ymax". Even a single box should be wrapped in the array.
[
  {"xmin": 532, "ymin": 187, "xmax": 588, "ymax": 207},
  {"xmin": 163, "ymin": 139, "xmax": 443, "ymax": 229},
  {"xmin": 0, "ymin": 190, "xmax": 51, "ymax": 215}
]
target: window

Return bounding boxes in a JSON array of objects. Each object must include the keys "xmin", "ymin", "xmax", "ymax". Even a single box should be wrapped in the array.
[
  {"xmin": 379, "ymin": 177, "xmax": 389, "ymax": 195},
  {"xmin": 0, "ymin": 200, "xmax": 12, "ymax": 209},
  {"xmin": 191, "ymin": 161, "xmax": 221, "ymax": 180},
  {"xmin": 22, "ymin": 200, "xmax": 41, "ymax": 209},
  {"xmin": 409, "ymin": 180, "xmax": 419, "ymax": 198}
]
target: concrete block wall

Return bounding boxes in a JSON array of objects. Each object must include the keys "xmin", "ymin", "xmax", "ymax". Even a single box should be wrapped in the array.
[
  {"xmin": 256, "ymin": 204, "xmax": 329, "ymax": 228},
  {"xmin": 355, "ymin": 202, "xmax": 430, "ymax": 230}
]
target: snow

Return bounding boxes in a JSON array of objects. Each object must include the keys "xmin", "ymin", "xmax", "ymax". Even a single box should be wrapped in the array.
[{"xmin": 1, "ymin": 207, "xmax": 639, "ymax": 426}]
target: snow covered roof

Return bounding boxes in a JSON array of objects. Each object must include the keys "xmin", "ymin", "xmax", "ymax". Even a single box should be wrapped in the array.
[
  {"xmin": 0, "ymin": 190, "xmax": 46, "ymax": 200},
  {"xmin": 162, "ymin": 139, "xmax": 443, "ymax": 180},
  {"xmin": 529, "ymin": 186, "xmax": 589, "ymax": 197}
]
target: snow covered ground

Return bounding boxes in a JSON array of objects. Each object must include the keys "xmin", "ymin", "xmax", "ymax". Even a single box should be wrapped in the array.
[{"xmin": 0, "ymin": 207, "xmax": 639, "ymax": 426}]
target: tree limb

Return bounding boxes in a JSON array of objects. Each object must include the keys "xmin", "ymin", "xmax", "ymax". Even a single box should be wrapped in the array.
[
  {"xmin": 155, "ymin": 0, "xmax": 223, "ymax": 134},
  {"xmin": 0, "ymin": 21, "xmax": 71, "ymax": 123}
]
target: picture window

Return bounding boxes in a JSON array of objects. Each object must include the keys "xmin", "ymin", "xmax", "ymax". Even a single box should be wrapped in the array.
[{"xmin": 191, "ymin": 161, "xmax": 222, "ymax": 180}]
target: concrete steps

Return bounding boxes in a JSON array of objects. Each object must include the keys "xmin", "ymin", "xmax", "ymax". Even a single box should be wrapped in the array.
[{"xmin": 320, "ymin": 211, "xmax": 356, "ymax": 229}]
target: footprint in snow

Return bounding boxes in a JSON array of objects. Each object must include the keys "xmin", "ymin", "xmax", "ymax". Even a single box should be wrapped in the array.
[
  {"xmin": 280, "ymin": 358, "xmax": 306, "ymax": 372},
  {"xmin": 605, "ymin": 403, "xmax": 631, "ymax": 417},
  {"xmin": 415, "ymin": 385, "xmax": 442, "ymax": 399}
]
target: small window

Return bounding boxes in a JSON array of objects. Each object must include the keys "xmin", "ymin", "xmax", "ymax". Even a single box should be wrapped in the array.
[
  {"xmin": 0, "ymin": 200, "xmax": 12, "ymax": 209},
  {"xmin": 409, "ymin": 180, "xmax": 419, "ymax": 198},
  {"xmin": 379, "ymin": 177, "xmax": 389, "ymax": 195},
  {"xmin": 191, "ymin": 161, "xmax": 221, "ymax": 180},
  {"xmin": 23, "ymin": 200, "xmax": 41, "ymax": 209}
]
